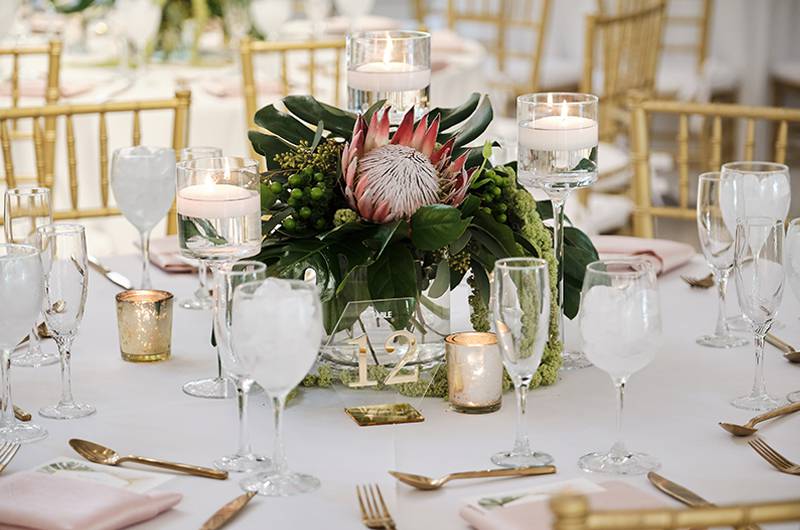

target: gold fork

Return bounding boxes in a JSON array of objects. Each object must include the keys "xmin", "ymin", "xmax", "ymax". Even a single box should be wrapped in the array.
[
  {"xmin": 748, "ymin": 437, "xmax": 800, "ymax": 475},
  {"xmin": 356, "ymin": 484, "xmax": 395, "ymax": 529},
  {"xmin": 0, "ymin": 442, "xmax": 20, "ymax": 473},
  {"xmin": 681, "ymin": 273, "xmax": 714, "ymax": 289}
]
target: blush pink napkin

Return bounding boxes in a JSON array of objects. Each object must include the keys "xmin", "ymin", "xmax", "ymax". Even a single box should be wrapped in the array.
[
  {"xmin": 460, "ymin": 481, "xmax": 666, "ymax": 530},
  {"xmin": 147, "ymin": 236, "xmax": 195, "ymax": 274},
  {"xmin": 591, "ymin": 235, "xmax": 695, "ymax": 275},
  {"xmin": 0, "ymin": 472, "xmax": 181, "ymax": 530}
]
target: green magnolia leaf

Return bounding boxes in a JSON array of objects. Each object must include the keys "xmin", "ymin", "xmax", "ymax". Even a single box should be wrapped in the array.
[
  {"xmin": 262, "ymin": 208, "xmax": 293, "ymax": 236},
  {"xmin": 428, "ymin": 93, "xmax": 481, "ymax": 132},
  {"xmin": 471, "ymin": 261, "xmax": 491, "ymax": 305},
  {"xmin": 563, "ymin": 279, "xmax": 581, "ymax": 320},
  {"xmin": 450, "ymin": 96, "xmax": 493, "ymax": 149},
  {"xmin": 534, "ymin": 199, "xmax": 572, "ymax": 224},
  {"xmin": 426, "ymin": 260, "xmax": 450, "ymax": 299},
  {"xmin": 564, "ymin": 245, "xmax": 596, "ymax": 283},
  {"xmin": 282, "ymin": 95, "xmax": 355, "ymax": 138},
  {"xmin": 367, "ymin": 244, "xmax": 417, "ymax": 300},
  {"xmin": 564, "ymin": 226, "xmax": 599, "ymax": 258},
  {"xmin": 365, "ymin": 220, "xmax": 406, "ymax": 260},
  {"xmin": 459, "ymin": 195, "xmax": 481, "ymax": 217},
  {"xmin": 449, "ymin": 229, "xmax": 471, "ymax": 255},
  {"xmin": 410, "ymin": 205, "xmax": 470, "ymax": 251},
  {"xmin": 248, "ymin": 131, "xmax": 295, "ymax": 169},
  {"xmin": 254, "ymin": 104, "xmax": 316, "ymax": 145},
  {"xmin": 472, "ymin": 211, "xmax": 522, "ymax": 257},
  {"xmin": 272, "ymin": 239, "xmax": 330, "ymax": 276},
  {"xmin": 51, "ymin": 0, "xmax": 95, "ymax": 13}
]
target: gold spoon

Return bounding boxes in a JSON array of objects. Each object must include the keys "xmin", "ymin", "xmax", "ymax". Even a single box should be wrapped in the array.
[
  {"xmin": 766, "ymin": 333, "xmax": 800, "ymax": 362},
  {"xmin": 388, "ymin": 465, "xmax": 556, "ymax": 491},
  {"xmin": 719, "ymin": 401, "xmax": 800, "ymax": 436},
  {"xmin": 69, "ymin": 439, "xmax": 228, "ymax": 480},
  {"xmin": 681, "ymin": 273, "xmax": 714, "ymax": 289}
]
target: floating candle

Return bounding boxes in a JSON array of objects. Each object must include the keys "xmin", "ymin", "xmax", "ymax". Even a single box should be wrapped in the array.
[
  {"xmin": 518, "ymin": 100, "xmax": 598, "ymax": 151},
  {"xmin": 176, "ymin": 183, "xmax": 260, "ymax": 219}
]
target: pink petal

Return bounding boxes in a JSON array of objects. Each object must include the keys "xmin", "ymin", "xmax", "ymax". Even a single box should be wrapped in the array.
[
  {"xmin": 411, "ymin": 115, "xmax": 428, "ymax": 151},
  {"xmin": 341, "ymin": 141, "xmax": 350, "ymax": 176},
  {"xmin": 345, "ymin": 157, "xmax": 358, "ymax": 189},
  {"xmin": 447, "ymin": 152, "xmax": 468, "ymax": 175},
  {"xmin": 357, "ymin": 195, "xmax": 374, "ymax": 220},
  {"xmin": 372, "ymin": 201, "xmax": 391, "ymax": 223},
  {"xmin": 354, "ymin": 174, "xmax": 370, "ymax": 200},
  {"xmin": 390, "ymin": 107, "xmax": 415, "ymax": 146},
  {"xmin": 430, "ymin": 137, "xmax": 454, "ymax": 166},
  {"xmin": 420, "ymin": 114, "xmax": 440, "ymax": 158}
]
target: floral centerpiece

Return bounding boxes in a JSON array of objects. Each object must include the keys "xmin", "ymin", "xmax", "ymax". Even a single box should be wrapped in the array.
[{"xmin": 249, "ymin": 94, "xmax": 598, "ymax": 394}]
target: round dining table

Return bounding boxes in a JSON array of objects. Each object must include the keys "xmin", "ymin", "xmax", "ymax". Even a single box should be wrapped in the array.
[{"xmin": 7, "ymin": 253, "xmax": 800, "ymax": 529}]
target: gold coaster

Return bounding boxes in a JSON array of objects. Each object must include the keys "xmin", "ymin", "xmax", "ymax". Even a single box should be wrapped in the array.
[{"xmin": 345, "ymin": 403, "xmax": 425, "ymax": 427}]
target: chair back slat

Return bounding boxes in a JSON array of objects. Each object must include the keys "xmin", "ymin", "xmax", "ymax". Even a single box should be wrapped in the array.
[
  {"xmin": 132, "ymin": 109, "xmax": 141, "ymax": 146},
  {"xmin": 676, "ymin": 113, "xmax": 689, "ymax": 209},
  {"xmin": 775, "ymin": 120, "xmax": 788, "ymax": 163},
  {"xmin": 65, "ymin": 114, "xmax": 78, "ymax": 210},
  {"xmin": 99, "ymin": 112, "xmax": 109, "ymax": 208},
  {"xmin": 1, "ymin": 120, "xmax": 14, "ymax": 189},
  {"xmin": 744, "ymin": 118, "xmax": 756, "ymax": 161},
  {"xmin": 32, "ymin": 118, "xmax": 44, "ymax": 185}
]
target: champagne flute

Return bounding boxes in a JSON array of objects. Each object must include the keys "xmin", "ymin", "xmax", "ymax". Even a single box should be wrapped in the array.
[
  {"xmin": 111, "ymin": 146, "xmax": 176, "ymax": 290},
  {"xmin": 732, "ymin": 217, "xmax": 786, "ymax": 411},
  {"xmin": 232, "ymin": 278, "xmax": 323, "ymax": 496},
  {"xmin": 695, "ymin": 173, "xmax": 747, "ymax": 348},
  {"xmin": 788, "ymin": 218, "xmax": 800, "ymax": 404},
  {"xmin": 4, "ymin": 187, "xmax": 59, "ymax": 367},
  {"xmin": 0, "ymin": 244, "xmax": 47, "ymax": 443},
  {"xmin": 178, "ymin": 146, "xmax": 223, "ymax": 311},
  {"xmin": 578, "ymin": 259, "xmax": 661, "ymax": 475},
  {"xmin": 490, "ymin": 258, "xmax": 553, "ymax": 468},
  {"xmin": 36, "ymin": 224, "xmax": 95, "ymax": 419},
  {"xmin": 214, "ymin": 260, "xmax": 270, "ymax": 473}
]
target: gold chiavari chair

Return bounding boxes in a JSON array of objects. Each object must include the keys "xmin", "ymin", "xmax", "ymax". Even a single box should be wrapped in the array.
[
  {"xmin": 629, "ymin": 98, "xmax": 800, "ymax": 238},
  {"xmin": 0, "ymin": 89, "xmax": 191, "ymax": 235},
  {"xmin": 0, "ymin": 39, "xmax": 62, "ymax": 183},
  {"xmin": 550, "ymin": 493, "xmax": 800, "ymax": 530},
  {"xmin": 446, "ymin": 0, "xmax": 552, "ymax": 97},
  {"xmin": 240, "ymin": 37, "xmax": 345, "ymax": 168}
]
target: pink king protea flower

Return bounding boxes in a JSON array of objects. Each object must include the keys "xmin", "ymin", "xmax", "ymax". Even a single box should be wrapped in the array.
[{"xmin": 341, "ymin": 107, "xmax": 471, "ymax": 223}]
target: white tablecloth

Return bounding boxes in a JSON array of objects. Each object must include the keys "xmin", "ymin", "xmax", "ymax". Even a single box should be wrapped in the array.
[{"xmin": 6, "ymin": 254, "xmax": 800, "ymax": 528}]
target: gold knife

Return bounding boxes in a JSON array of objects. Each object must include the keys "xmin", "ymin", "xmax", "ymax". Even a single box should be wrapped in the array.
[
  {"xmin": 647, "ymin": 472, "xmax": 761, "ymax": 530},
  {"xmin": 199, "ymin": 491, "xmax": 256, "ymax": 530},
  {"xmin": 13, "ymin": 405, "xmax": 31, "ymax": 422}
]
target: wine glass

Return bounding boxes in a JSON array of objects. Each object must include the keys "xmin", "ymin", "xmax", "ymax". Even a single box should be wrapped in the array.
[
  {"xmin": 517, "ymin": 93, "xmax": 599, "ymax": 370},
  {"xmin": 788, "ymin": 218, "xmax": 800, "ymax": 404},
  {"xmin": 250, "ymin": 0, "xmax": 292, "ymax": 41},
  {"xmin": 732, "ymin": 217, "xmax": 786, "ymax": 411},
  {"xmin": 4, "ymin": 187, "xmax": 59, "ymax": 367},
  {"xmin": 578, "ymin": 259, "xmax": 661, "ymax": 475},
  {"xmin": 114, "ymin": 0, "xmax": 161, "ymax": 72},
  {"xmin": 695, "ymin": 173, "xmax": 747, "ymax": 348},
  {"xmin": 177, "ymin": 147, "xmax": 223, "ymax": 312},
  {"xmin": 720, "ymin": 161, "xmax": 790, "ymax": 331},
  {"xmin": 490, "ymin": 258, "xmax": 553, "ymax": 468},
  {"xmin": 214, "ymin": 260, "xmax": 271, "ymax": 473},
  {"xmin": 177, "ymin": 157, "xmax": 262, "ymax": 399},
  {"xmin": 111, "ymin": 146, "xmax": 176, "ymax": 290},
  {"xmin": 305, "ymin": 0, "xmax": 332, "ymax": 38},
  {"xmin": 36, "ymin": 224, "xmax": 95, "ymax": 419},
  {"xmin": 0, "ymin": 244, "xmax": 47, "ymax": 443},
  {"xmin": 232, "ymin": 278, "xmax": 323, "ymax": 496}
]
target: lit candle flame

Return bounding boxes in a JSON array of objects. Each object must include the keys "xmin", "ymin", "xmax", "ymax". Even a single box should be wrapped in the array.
[
  {"xmin": 383, "ymin": 35, "xmax": 393, "ymax": 64},
  {"xmin": 560, "ymin": 99, "xmax": 568, "ymax": 120}
]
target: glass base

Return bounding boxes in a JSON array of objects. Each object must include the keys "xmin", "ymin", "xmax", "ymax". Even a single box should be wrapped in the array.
[
  {"xmin": 726, "ymin": 315, "xmax": 750, "ymax": 332},
  {"xmin": 491, "ymin": 450, "xmax": 553, "ymax": 468},
  {"xmin": 11, "ymin": 347, "xmax": 59, "ymax": 368},
  {"xmin": 0, "ymin": 420, "xmax": 48, "ymax": 444},
  {"xmin": 240, "ymin": 470, "xmax": 320, "ymax": 496},
  {"xmin": 788, "ymin": 391, "xmax": 800, "ymax": 403},
  {"xmin": 579, "ymin": 450, "xmax": 660, "ymax": 475},
  {"xmin": 39, "ymin": 401, "xmax": 96, "ymax": 420},
  {"xmin": 182, "ymin": 377, "xmax": 234, "ymax": 399},
  {"xmin": 214, "ymin": 453, "xmax": 271, "ymax": 473},
  {"xmin": 561, "ymin": 349, "xmax": 592, "ymax": 370},
  {"xmin": 178, "ymin": 296, "xmax": 212, "ymax": 311},
  {"xmin": 696, "ymin": 333, "xmax": 748, "ymax": 349},
  {"xmin": 731, "ymin": 392, "xmax": 786, "ymax": 411}
]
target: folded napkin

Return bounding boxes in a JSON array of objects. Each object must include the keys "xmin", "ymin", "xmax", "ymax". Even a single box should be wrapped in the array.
[
  {"xmin": 591, "ymin": 235, "xmax": 695, "ymax": 275},
  {"xmin": 0, "ymin": 78, "xmax": 95, "ymax": 99},
  {"xmin": 148, "ymin": 236, "xmax": 196, "ymax": 274},
  {"xmin": 0, "ymin": 471, "xmax": 181, "ymax": 530},
  {"xmin": 460, "ymin": 480, "xmax": 665, "ymax": 530}
]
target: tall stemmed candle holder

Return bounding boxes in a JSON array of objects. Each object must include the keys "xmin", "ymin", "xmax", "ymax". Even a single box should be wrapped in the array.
[
  {"xmin": 347, "ymin": 30, "xmax": 431, "ymax": 123},
  {"xmin": 517, "ymin": 93, "xmax": 598, "ymax": 371},
  {"xmin": 177, "ymin": 157, "xmax": 262, "ymax": 399}
]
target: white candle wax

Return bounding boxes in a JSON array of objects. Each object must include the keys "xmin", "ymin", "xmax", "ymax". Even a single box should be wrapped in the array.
[
  {"xmin": 518, "ymin": 116, "xmax": 598, "ymax": 151},
  {"xmin": 177, "ymin": 183, "xmax": 260, "ymax": 219},
  {"xmin": 348, "ymin": 62, "xmax": 431, "ymax": 92}
]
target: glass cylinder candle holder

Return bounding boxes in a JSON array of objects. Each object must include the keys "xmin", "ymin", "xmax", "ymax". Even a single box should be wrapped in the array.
[
  {"xmin": 347, "ymin": 30, "xmax": 431, "ymax": 123},
  {"xmin": 116, "ymin": 290, "xmax": 174, "ymax": 362},
  {"xmin": 446, "ymin": 332, "xmax": 503, "ymax": 414}
]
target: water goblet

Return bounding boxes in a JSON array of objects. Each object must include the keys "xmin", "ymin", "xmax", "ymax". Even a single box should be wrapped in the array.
[
  {"xmin": 36, "ymin": 224, "xmax": 95, "ymax": 419},
  {"xmin": 490, "ymin": 258, "xmax": 553, "ymax": 468},
  {"xmin": 213, "ymin": 260, "xmax": 270, "ymax": 473},
  {"xmin": 578, "ymin": 259, "xmax": 661, "ymax": 475},
  {"xmin": 695, "ymin": 173, "xmax": 747, "ymax": 348},
  {"xmin": 732, "ymin": 217, "xmax": 786, "ymax": 411},
  {"xmin": 177, "ymin": 146, "xmax": 223, "ymax": 312},
  {"xmin": 111, "ymin": 146, "xmax": 176, "ymax": 290},
  {"xmin": 517, "ymin": 93, "xmax": 599, "ymax": 370},
  {"xmin": 4, "ymin": 187, "xmax": 59, "ymax": 367},
  {"xmin": 305, "ymin": 0, "xmax": 332, "ymax": 38},
  {"xmin": 0, "ymin": 244, "xmax": 47, "ymax": 443},
  {"xmin": 177, "ymin": 156, "xmax": 262, "ymax": 399},
  {"xmin": 232, "ymin": 278, "xmax": 324, "ymax": 496}
]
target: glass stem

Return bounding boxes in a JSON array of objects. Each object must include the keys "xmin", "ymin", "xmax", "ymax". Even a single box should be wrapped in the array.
[
  {"xmin": 27, "ymin": 325, "xmax": 41, "ymax": 355},
  {"xmin": 271, "ymin": 394, "xmax": 288, "ymax": 475},
  {"xmin": 712, "ymin": 269, "xmax": 730, "ymax": 337},
  {"xmin": 196, "ymin": 261, "xmax": 209, "ymax": 299},
  {"xmin": 236, "ymin": 380, "xmax": 253, "ymax": 457},
  {"xmin": 56, "ymin": 337, "xmax": 76, "ymax": 407},
  {"xmin": 512, "ymin": 379, "xmax": 531, "ymax": 455},
  {"xmin": 0, "ymin": 348, "xmax": 13, "ymax": 429},
  {"xmin": 752, "ymin": 330, "xmax": 768, "ymax": 397},
  {"xmin": 549, "ymin": 193, "xmax": 569, "ymax": 345},
  {"xmin": 610, "ymin": 377, "xmax": 628, "ymax": 460},
  {"xmin": 140, "ymin": 230, "xmax": 152, "ymax": 289},
  {"xmin": 209, "ymin": 263, "xmax": 225, "ymax": 381}
]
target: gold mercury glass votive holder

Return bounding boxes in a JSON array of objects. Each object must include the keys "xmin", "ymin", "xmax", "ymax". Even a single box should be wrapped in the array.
[
  {"xmin": 446, "ymin": 332, "xmax": 503, "ymax": 414},
  {"xmin": 115, "ymin": 290, "xmax": 174, "ymax": 362}
]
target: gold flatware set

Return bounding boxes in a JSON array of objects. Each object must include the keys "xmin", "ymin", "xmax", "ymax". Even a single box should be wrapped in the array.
[
  {"xmin": 357, "ymin": 484, "xmax": 395, "ymax": 529},
  {"xmin": 0, "ymin": 443, "xmax": 20, "ymax": 474},
  {"xmin": 719, "ymin": 401, "xmax": 800, "ymax": 436},
  {"xmin": 389, "ymin": 465, "xmax": 556, "ymax": 491},
  {"xmin": 748, "ymin": 437, "xmax": 800, "ymax": 476},
  {"xmin": 765, "ymin": 333, "xmax": 800, "ymax": 362},
  {"xmin": 199, "ymin": 491, "xmax": 256, "ymax": 530}
]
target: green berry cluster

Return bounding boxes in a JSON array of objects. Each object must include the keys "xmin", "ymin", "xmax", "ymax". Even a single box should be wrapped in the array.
[
  {"xmin": 273, "ymin": 138, "xmax": 342, "ymax": 175},
  {"xmin": 333, "ymin": 208, "xmax": 358, "ymax": 227},
  {"xmin": 448, "ymin": 249, "xmax": 470, "ymax": 275},
  {"xmin": 470, "ymin": 165, "xmax": 515, "ymax": 224}
]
